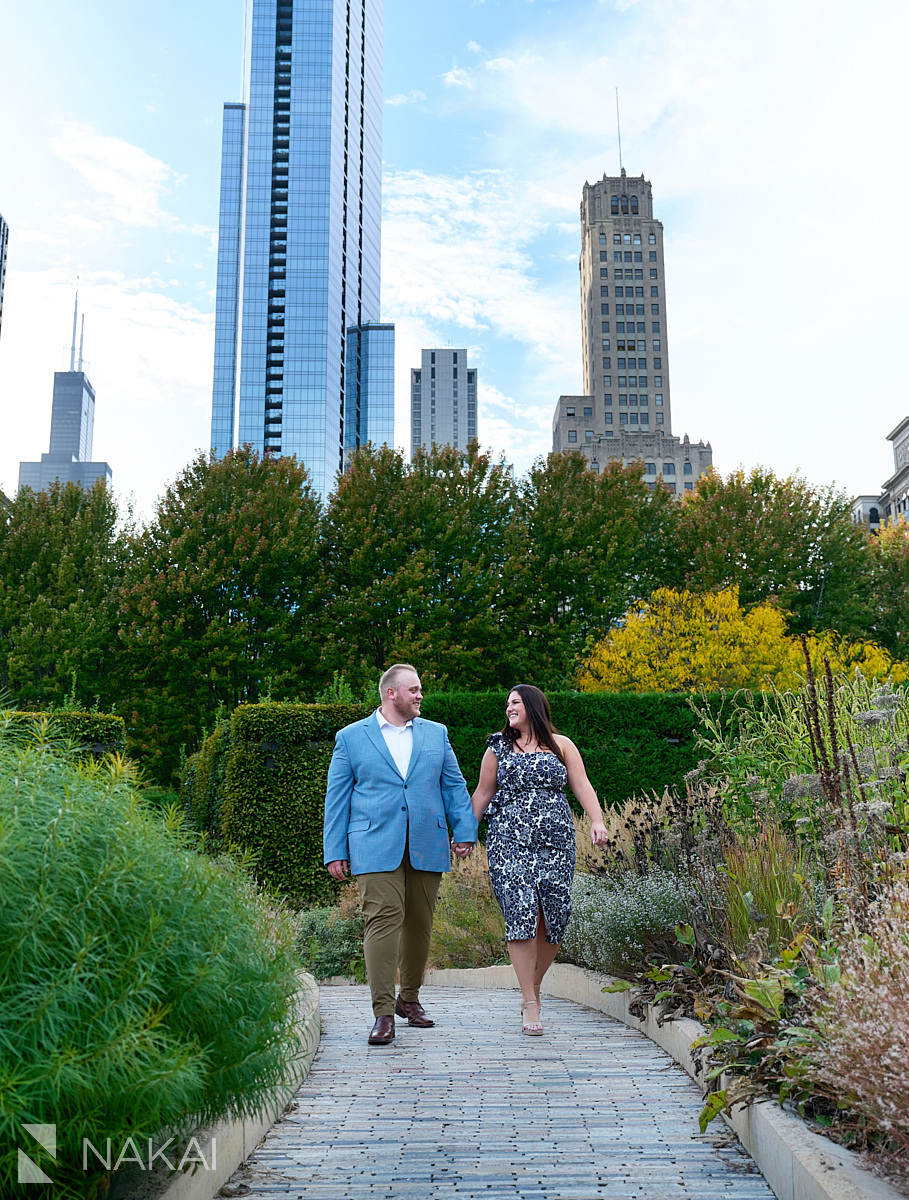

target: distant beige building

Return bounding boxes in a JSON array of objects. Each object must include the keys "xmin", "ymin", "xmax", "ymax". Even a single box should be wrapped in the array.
[
  {"xmin": 552, "ymin": 168, "xmax": 712, "ymax": 494},
  {"xmin": 853, "ymin": 416, "xmax": 909, "ymax": 528}
]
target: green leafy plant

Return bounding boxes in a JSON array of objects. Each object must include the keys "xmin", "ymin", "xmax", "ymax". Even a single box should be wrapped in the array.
[
  {"xmin": 0, "ymin": 734, "xmax": 302, "ymax": 1199},
  {"xmin": 429, "ymin": 845, "xmax": 507, "ymax": 970}
]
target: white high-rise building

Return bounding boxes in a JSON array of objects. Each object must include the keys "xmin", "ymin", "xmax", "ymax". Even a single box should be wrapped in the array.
[{"xmin": 410, "ymin": 349, "xmax": 477, "ymax": 456}]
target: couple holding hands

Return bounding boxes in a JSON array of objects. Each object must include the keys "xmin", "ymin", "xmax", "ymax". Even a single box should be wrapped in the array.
[{"xmin": 323, "ymin": 663, "xmax": 607, "ymax": 1044}]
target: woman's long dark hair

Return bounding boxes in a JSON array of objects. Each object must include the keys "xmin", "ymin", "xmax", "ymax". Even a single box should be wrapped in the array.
[{"xmin": 500, "ymin": 684, "xmax": 565, "ymax": 763}]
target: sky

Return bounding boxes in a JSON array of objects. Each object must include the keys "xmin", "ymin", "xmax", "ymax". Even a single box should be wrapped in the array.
[{"xmin": 0, "ymin": 0, "xmax": 907, "ymax": 518}]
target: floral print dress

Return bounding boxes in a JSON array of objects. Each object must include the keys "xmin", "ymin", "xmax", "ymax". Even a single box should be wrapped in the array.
[{"xmin": 483, "ymin": 732, "xmax": 576, "ymax": 943}]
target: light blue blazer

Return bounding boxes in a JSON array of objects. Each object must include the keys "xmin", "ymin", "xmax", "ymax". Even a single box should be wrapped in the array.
[{"xmin": 323, "ymin": 714, "xmax": 477, "ymax": 874}]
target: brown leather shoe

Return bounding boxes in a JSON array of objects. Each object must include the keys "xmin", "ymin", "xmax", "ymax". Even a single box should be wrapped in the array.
[
  {"xmin": 368, "ymin": 1015, "xmax": 395, "ymax": 1045},
  {"xmin": 394, "ymin": 997, "xmax": 435, "ymax": 1027}
]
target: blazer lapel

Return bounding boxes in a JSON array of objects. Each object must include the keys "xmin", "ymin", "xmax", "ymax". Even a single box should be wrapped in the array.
[
  {"xmin": 405, "ymin": 719, "xmax": 425, "ymax": 780},
  {"xmin": 363, "ymin": 716, "xmax": 404, "ymax": 779}
]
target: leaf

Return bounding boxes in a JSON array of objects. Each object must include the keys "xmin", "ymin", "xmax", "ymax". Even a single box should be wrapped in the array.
[
  {"xmin": 675, "ymin": 923, "xmax": 696, "ymax": 947},
  {"xmin": 699, "ymin": 1090, "xmax": 728, "ymax": 1133},
  {"xmin": 602, "ymin": 979, "xmax": 634, "ymax": 993}
]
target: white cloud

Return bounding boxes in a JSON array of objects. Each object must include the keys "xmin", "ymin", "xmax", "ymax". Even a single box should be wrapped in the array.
[
  {"xmin": 49, "ymin": 120, "xmax": 211, "ymax": 238},
  {"xmin": 386, "ymin": 90, "xmax": 427, "ymax": 107},
  {"xmin": 441, "ymin": 66, "xmax": 474, "ymax": 89},
  {"xmin": 467, "ymin": 40, "xmax": 484, "ymax": 53}
]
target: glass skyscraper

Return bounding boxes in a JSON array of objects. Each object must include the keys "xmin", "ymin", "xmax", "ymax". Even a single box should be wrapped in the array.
[{"xmin": 211, "ymin": 0, "xmax": 394, "ymax": 498}]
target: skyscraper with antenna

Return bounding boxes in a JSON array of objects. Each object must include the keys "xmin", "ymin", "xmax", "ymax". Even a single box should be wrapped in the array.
[{"xmin": 18, "ymin": 291, "xmax": 112, "ymax": 493}]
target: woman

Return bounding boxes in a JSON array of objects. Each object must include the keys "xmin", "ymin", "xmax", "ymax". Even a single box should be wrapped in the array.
[{"xmin": 472, "ymin": 685, "xmax": 608, "ymax": 1035}]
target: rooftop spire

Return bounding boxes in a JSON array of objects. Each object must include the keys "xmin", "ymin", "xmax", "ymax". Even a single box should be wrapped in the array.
[{"xmin": 69, "ymin": 283, "xmax": 79, "ymax": 372}]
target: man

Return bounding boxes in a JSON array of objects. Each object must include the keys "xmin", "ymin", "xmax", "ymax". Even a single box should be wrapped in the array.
[{"xmin": 323, "ymin": 664, "xmax": 477, "ymax": 1045}]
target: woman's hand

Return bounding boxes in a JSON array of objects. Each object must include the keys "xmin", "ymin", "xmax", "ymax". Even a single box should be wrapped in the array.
[{"xmin": 589, "ymin": 819, "xmax": 608, "ymax": 848}]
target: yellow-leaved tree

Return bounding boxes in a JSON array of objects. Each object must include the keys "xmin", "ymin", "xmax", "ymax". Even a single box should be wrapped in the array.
[{"xmin": 578, "ymin": 587, "xmax": 909, "ymax": 693}]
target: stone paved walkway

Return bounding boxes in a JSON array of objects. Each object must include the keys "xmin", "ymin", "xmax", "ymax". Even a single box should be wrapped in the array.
[{"xmin": 217, "ymin": 985, "xmax": 775, "ymax": 1200}]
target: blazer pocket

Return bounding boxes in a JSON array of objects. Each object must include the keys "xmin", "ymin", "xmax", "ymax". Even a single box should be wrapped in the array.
[
  {"xmin": 348, "ymin": 819, "xmax": 371, "ymax": 833},
  {"xmin": 437, "ymin": 816, "xmax": 448, "ymax": 829}
]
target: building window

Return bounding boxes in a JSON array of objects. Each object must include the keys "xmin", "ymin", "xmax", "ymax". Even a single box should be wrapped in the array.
[
  {"xmin": 616, "ymin": 305, "xmax": 625, "ymax": 315},
  {"xmin": 583, "ymin": 406, "xmax": 593, "ymax": 417},
  {"xmin": 645, "ymin": 462, "xmax": 656, "ymax": 474},
  {"xmin": 649, "ymin": 233, "xmax": 656, "ymax": 244},
  {"xmin": 662, "ymin": 463, "xmax": 676, "ymax": 475},
  {"xmin": 655, "ymin": 394, "xmax": 663, "ymax": 405},
  {"xmin": 585, "ymin": 429, "xmax": 594, "ymax": 441},
  {"xmin": 610, "ymin": 197, "xmax": 619, "ymax": 215},
  {"xmin": 603, "ymin": 375, "xmax": 612, "ymax": 386},
  {"xmin": 685, "ymin": 482, "xmax": 693, "ymax": 491},
  {"xmin": 667, "ymin": 482, "xmax": 676, "ymax": 493},
  {"xmin": 613, "ymin": 233, "xmax": 621, "ymax": 244},
  {"xmin": 656, "ymin": 413, "xmax": 664, "ymax": 424},
  {"xmin": 600, "ymin": 268, "xmax": 608, "ymax": 278},
  {"xmin": 649, "ymin": 251, "xmax": 657, "ymax": 262},
  {"xmin": 414, "ymin": 371, "xmax": 421, "ymax": 381},
  {"xmin": 620, "ymin": 413, "xmax": 628, "ymax": 424},
  {"xmin": 599, "ymin": 231, "xmax": 607, "ymax": 242},
  {"xmin": 651, "ymin": 304, "xmax": 660, "ymax": 315},
  {"xmin": 431, "ymin": 352, "xmax": 436, "ymax": 363},
  {"xmin": 654, "ymin": 376, "xmax": 662, "ymax": 387},
  {"xmin": 631, "ymin": 199, "xmax": 639, "ymax": 216},
  {"xmin": 602, "ymin": 339, "xmax": 611, "ymax": 350},
  {"xmin": 619, "ymin": 395, "xmax": 628, "ymax": 406},
  {"xmin": 616, "ymin": 322, "xmax": 625, "ymax": 332},
  {"xmin": 430, "ymin": 367, "xmax": 435, "ymax": 378},
  {"xmin": 566, "ymin": 407, "xmax": 575, "ymax": 416},
  {"xmin": 639, "ymin": 376, "xmax": 648, "ymax": 387},
  {"xmin": 652, "ymin": 322, "xmax": 661, "ymax": 333},
  {"xmin": 568, "ymin": 430, "xmax": 577, "ymax": 442},
  {"xmin": 650, "ymin": 269, "xmax": 657, "ymax": 279},
  {"xmin": 624, "ymin": 234, "xmax": 631, "ymax": 244},
  {"xmin": 684, "ymin": 462, "xmax": 693, "ymax": 475},
  {"xmin": 617, "ymin": 357, "xmax": 626, "ymax": 368},
  {"xmin": 602, "ymin": 357, "xmax": 611, "ymax": 369},
  {"xmin": 635, "ymin": 287, "xmax": 644, "ymax": 298},
  {"xmin": 600, "ymin": 250, "xmax": 608, "ymax": 262},
  {"xmin": 634, "ymin": 251, "xmax": 642, "ymax": 262},
  {"xmin": 601, "ymin": 321, "xmax": 610, "ymax": 332},
  {"xmin": 650, "ymin": 286, "xmax": 659, "ymax": 297},
  {"xmin": 652, "ymin": 339, "xmax": 661, "ymax": 351},
  {"xmin": 601, "ymin": 286, "xmax": 609, "ymax": 296},
  {"xmin": 629, "ymin": 394, "xmax": 638, "ymax": 405},
  {"xmin": 635, "ymin": 269, "xmax": 643, "ymax": 280},
  {"xmin": 639, "ymin": 395, "xmax": 648, "ymax": 406},
  {"xmin": 630, "ymin": 414, "xmax": 639, "ymax": 424},
  {"xmin": 640, "ymin": 413, "xmax": 649, "ymax": 424},
  {"xmin": 621, "ymin": 196, "xmax": 629, "ymax": 213},
  {"xmin": 653, "ymin": 356, "xmax": 661, "ymax": 368},
  {"xmin": 604, "ymin": 394, "xmax": 612, "ymax": 405},
  {"xmin": 601, "ymin": 304, "xmax": 609, "ymax": 315},
  {"xmin": 605, "ymin": 412, "xmax": 613, "ymax": 424},
  {"xmin": 633, "ymin": 231, "xmax": 641, "ymax": 243},
  {"xmin": 624, "ymin": 251, "xmax": 632, "ymax": 261},
  {"xmin": 614, "ymin": 251, "xmax": 623, "ymax": 263},
  {"xmin": 618, "ymin": 375, "xmax": 627, "ymax": 386}
]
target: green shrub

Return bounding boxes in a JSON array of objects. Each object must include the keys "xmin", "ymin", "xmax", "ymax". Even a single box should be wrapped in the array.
[
  {"xmin": 422, "ymin": 691, "xmax": 741, "ymax": 811},
  {"xmin": 0, "ymin": 736, "xmax": 302, "ymax": 1199},
  {"xmin": 295, "ymin": 906, "xmax": 366, "ymax": 981},
  {"xmin": 187, "ymin": 701, "xmax": 371, "ymax": 903},
  {"xmin": 0, "ymin": 707, "xmax": 125, "ymax": 755},
  {"xmin": 561, "ymin": 870, "xmax": 693, "ymax": 977}
]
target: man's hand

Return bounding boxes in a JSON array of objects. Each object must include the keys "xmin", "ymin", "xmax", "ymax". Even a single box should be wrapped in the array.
[
  {"xmin": 451, "ymin": 842, "xmax": 474, "ymax": 858},
  {"xmin": 327, "ymin": 859, "xmax": 349, "ymax": 880}
]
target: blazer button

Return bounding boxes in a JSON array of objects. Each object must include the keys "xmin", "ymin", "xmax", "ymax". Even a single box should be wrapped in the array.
[{"xmin": 401, "ymin": 805, "xmax": 406, "ymax": 811}]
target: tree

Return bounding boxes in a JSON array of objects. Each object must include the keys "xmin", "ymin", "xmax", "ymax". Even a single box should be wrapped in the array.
[
  {"xmin": 868, "ymin": 519, "xmax": 909, "ymax": 657},
  {"xmin": 117, "ymin": 448, "xmax": 322, "ymax": 782},
  {"xmin": 515, "ymin": 454, "xmax": 683, "ymax": 686},
  {"xmin": 0, "ymin": 480, "xmax": 127, "ymax": 710},
  {"xmin": 678, "ymin": 468, "xmax": 874, "ymax": 637},
  {"xmin": 316, "ymin": 442, "xmax": 522, "ymax": 691},
  {"xmin": 578, "ymin": 586, "xmax": 908, "ymax": 693}
]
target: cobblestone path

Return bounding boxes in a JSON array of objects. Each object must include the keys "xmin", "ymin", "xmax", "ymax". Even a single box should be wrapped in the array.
[{"xmin": 217, "ymin": 985, "xmax": 774, "ymax": 1200}]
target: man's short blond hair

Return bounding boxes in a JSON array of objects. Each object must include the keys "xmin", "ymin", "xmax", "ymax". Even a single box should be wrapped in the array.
[{"xmin": 379, "ymin": 663, "xmax": 419, "ymax": 701}]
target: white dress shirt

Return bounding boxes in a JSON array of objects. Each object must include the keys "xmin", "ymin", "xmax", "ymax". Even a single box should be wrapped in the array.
[{"xmin": 375, "ymin": 709, "xmax": 414, "ymax": 779}]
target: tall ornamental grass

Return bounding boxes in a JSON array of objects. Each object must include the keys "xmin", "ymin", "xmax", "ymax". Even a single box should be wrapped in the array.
[{"xmin": 0, "ymin": 732, "xmax": 302, "ymax": 1199}]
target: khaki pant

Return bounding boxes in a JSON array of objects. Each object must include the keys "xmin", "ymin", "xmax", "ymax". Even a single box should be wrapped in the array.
[{"xmin": 357, "ymin": 854, "xmax": 442, "ymax": 1017}]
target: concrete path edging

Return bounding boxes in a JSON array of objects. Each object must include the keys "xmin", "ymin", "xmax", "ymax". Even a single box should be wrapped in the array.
[
  {"xmin": 424, "ymin": 963, "xmax": 902, "ymax": 1200},
  {"xmin": 121, "ymin": 973, "xmax": 321, "ymax": 1200}
]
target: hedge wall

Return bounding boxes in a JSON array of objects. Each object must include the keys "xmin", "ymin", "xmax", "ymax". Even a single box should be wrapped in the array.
[
  {"xmin": 0, "ymin": 710, "xmax": 126, "ymax": 757},
  {"xmin": 183, "ymin": 693, "xmax": 743, "ymax": 904},
  {"xmin": 421, "ymin": 691, "xmax": 732, "ymax": 813},
  {"xmin": 185, "ymin": 702, "xmax": 370, "ymax": 905}
]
